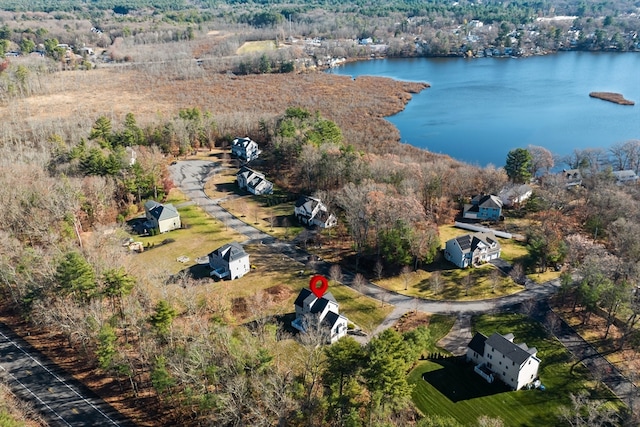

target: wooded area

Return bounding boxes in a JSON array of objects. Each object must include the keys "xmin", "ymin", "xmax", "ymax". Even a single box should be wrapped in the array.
[{"xmin": 1, "ymin": 0, "xmax": 640, "ymax": 425}]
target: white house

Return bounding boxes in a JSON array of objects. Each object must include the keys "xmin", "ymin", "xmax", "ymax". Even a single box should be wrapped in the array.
[
  {"xmin": 467, "ymin": 332, "xmax": 540, "ymax": 391},
  {"xmin": 144, "ymin": 201, "xmax": 181, "ymax": 233},
  {"xmin": 231, "ymin": 137, "xmax": 261, "ymax": 162},
  {"xmin": 294, "ymin": 196, "xmax": 337, "ymax": 228},
  {"xmin": 236, "ymin": 166, "xmax": 273, "ymax": 195},
  {"xmin": 292, "ymin": 288, "xmax": 348, "ymax": 344},
  {"xmin": 612, "ymin": 170, "xmax": 639, "ymax": 185},
  {"xmin": 498, "ymin": 184, "xmax": 533, "ymax": 207},
  {"xmin": 444, "ymin": 232, "xmax": 501, "ymax": 269},
  {"xmin": 208, "ymin": 242, "xmax": 250, "ymax": 280}
]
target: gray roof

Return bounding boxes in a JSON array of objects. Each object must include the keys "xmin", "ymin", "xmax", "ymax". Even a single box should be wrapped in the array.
[
  {"xmin": 144, "ymin": 200, "xmax": 179, "ymax": 221},
  {"xmin": 294, "ymin": 289, "xmax": 337, "ymax": 308},
  {"xmin": 485, "ymin": 332, "xmax": 537, "ymax": 366},
  {"xmin": 472, "ymin": 194, "xmax": 503, "ymax": 209},
  {"xmin": 468, "ymin": 332, "xmax": 487, "ymax": 355},
  {"xmin": 210, "ymin": 242, "xmax": 248, "ymax": 262},
  {"xmin": 452, "ymin": 232, "xmax": 500, "ymax": 254}
]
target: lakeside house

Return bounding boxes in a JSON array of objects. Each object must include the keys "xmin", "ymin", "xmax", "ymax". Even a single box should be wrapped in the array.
[
  {"xmin": 498, "ymin": 184, "xmax": 533, "ymax": 208},
  {"xmin": 444, "ymin": 231, "xmax": 501, "ymax": 269},
  {"xmin": 144, "ymin": 201, "xmax": 181, "ymax": 233},
  {"xmin": 292, "ymin": 288, "xmax": 349, "ymax": 344},
  {"xmin": 463, "ymin": 194, "xmax": 503, "ymax": 221},
  {"xmin": 467, "ymin": 332, "xmax": 540, "ymax": 390},
  {"xmin": 208, "ymin": 242, "xmax": 250, "ymax": 280},
  {"xmin": 562, "ymin": 169, "xmax": 583, "ymax": 188},
  {"xmin": 612, "ymin": 170, "xmax": 639, "ymax": 185}
]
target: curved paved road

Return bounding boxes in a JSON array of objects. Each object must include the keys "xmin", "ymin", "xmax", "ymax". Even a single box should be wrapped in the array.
[
  {"xmin": 168, "ymin": 159, "xmax": 560, "ymax": 317},
  {"xmin": 0, "ymin": 322, "xmax": 135, "ymax": 427}
]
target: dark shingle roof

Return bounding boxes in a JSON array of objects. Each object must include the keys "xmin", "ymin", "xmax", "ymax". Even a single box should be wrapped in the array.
[
  {"xmin": 485, "ymin": 332, "xmax": 535, "ymax": 366},
  {"xmin": 294, "ymin": 288, "xmax": 313, "ymax": 307},
  {"xmin": 468, "ymin": 332, "xmax": 487, "ymax": 355},
  {"xmin": 210, "ymin": 242, "xmax": 248, "ymax": 262},
  {"xmin": 322, "ymin": 311, "xmax": 345, "ymax": 329}
]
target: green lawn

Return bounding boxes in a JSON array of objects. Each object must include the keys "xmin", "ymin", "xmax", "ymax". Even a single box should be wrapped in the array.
[
  {"xmin": 129, "ymin": 190, "xmax": 246, "ymax": 275},
  {"xmin": 377, "ymin": 261, "xmax": 522, "ymax": 301},
  {"xmin": 409, "ymin": 313, "xmax": 625, "ymax": 426}
]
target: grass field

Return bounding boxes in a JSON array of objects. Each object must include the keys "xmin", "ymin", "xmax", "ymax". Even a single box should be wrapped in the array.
[
  {"xmin": 236, "ymin": 40, "xmax": 276, "ymax": 55},
  {"xmin": 409, "ymin": 313, "xmax": 625, "ymax": 425},
  {"xmin": 128, "ymin": 189, "xmax": 247, "ymax": 276},
  {"xmin": 376, "ymin": 261, "xmax": 522, "ymax": 301}
]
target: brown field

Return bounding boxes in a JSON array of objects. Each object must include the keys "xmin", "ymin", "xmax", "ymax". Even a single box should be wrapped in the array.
[{"xmin": 1, "ymin": 66, "xmax": 430, "ymax": 156}]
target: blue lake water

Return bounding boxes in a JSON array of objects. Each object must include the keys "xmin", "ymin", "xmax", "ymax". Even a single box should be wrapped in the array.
[{"xmin": 330, "ymin": 52, "xmax": 640, "ymax": 167}]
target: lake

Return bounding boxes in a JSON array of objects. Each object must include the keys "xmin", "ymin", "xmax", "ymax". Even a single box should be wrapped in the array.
[{"xmin": 329, "ymin": 52, "xmax": 640, "ymax": 167}]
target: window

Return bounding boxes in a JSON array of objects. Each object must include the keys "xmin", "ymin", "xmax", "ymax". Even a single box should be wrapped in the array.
[{"xmin": 512, "ymin": 361, "xmax": 515, "ymax": 366}]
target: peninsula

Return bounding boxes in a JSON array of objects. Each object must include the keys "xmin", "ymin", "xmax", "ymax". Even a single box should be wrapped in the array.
[{"xmin": 589, "ymin": 92, "xmax": 635, "ymax": 105}]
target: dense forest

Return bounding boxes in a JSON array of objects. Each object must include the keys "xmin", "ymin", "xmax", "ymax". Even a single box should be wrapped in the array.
[{"xmin": 1, "ymin": 0, "xmax": 640, "ymax": 425}]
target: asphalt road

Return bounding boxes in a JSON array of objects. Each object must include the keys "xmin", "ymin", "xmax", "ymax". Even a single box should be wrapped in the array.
[{"xmin": 0, "ymin": 322, "xmax": 135, "ymax": 427}]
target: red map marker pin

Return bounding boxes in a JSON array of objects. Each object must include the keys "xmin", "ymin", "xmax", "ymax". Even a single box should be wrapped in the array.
[{"xmin": 309, "ymin": 275, "xmax": 329, "ymax": 298}]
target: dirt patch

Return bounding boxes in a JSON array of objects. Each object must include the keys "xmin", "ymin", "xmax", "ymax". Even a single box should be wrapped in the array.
[
  {"xmin": 265, "ymin": 284, "xmax": 294, "ymax": 302},
  {"xmin": 394, "ymin": 311, "xmax": 431, "ymax": 333}
]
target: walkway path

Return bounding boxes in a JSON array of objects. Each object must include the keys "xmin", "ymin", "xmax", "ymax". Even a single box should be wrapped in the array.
[{"xmin": 437, "ymin": 314, "xmax": 473, "ymax": 355}]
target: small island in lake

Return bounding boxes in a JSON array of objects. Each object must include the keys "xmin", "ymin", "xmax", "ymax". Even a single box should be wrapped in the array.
[{"xmin": 589, "ymin": 92, "xmax": 635, "ymax": 105}]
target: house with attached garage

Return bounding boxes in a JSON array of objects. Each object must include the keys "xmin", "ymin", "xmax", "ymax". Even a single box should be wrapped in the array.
[
  {"xmin": 236, "ymin": 166, "xmax": 273, "ymax": 195},
  {"xmin": 294, "ymin": 196, "xmax": 337, "ymax": 228},
  {"xmin": 498, "ymin": 184, "xmax": 532, "ymax": 208},
  {"xmin": 444, "ymin": 231, "xmax": 501, "ymax": 268},
  {"xmin": 467, "ymin": 332, "xmax": 540, "ymax": 390},
  {"xmin": 291, "ymin": 288, "xmax": 349, "ymax": 344},
  {"xmin": 231, "ymin": 137, "xmax": 261, "ymax": 162},
  {"xmin": 463, "ymin": 194, "xmax": 503, "ymax": 221},
  {"xmin": 612, "ymin": 169, "xmax": 639, "ymax": 185},
  {"xmin": 208, "ymin": 242, "xmax": 250, "ymax": 280},
  {"xmin": 144, "ymin": 201, "xmax": 181, "ymax": 233}
]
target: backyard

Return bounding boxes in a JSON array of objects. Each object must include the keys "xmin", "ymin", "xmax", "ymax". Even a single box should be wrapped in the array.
[{"xmin": 409, "ymin": 313, "xmax": 625, "ymax": 425}]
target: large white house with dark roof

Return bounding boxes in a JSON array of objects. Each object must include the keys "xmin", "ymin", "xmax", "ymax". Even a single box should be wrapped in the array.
[
  {"xmin": 467, "ymin": 332, "xmax": 540, "ymax": 390},
  {"xmin": 236, "ymin": 166, "xmax": 273, "ymax": 195},
  {"xmin": 292, "ymin": 288, "xmax": 348, "ymax": 344},
  {"xmin": 294, "ymin": 196, "xmax": 337, "ymax": 228},
  {"xmin": 208, "ymin": 242, "xmax": 250, "ymax": 280},
  {"xmin": 444, "ymin": 231, "xmax": 501, "ymax": 268},
  {"xmin": 231, "ymin": 137, "xmax": 261, "ymax": 162},
  {"xmin": 144, "ymin": 200, "xmax": 181, "ymax": 233}
]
